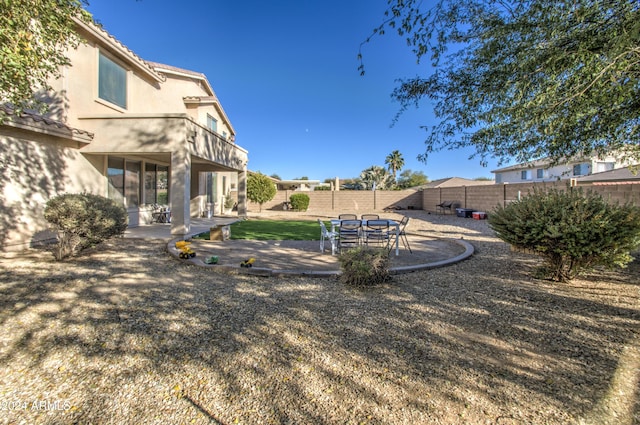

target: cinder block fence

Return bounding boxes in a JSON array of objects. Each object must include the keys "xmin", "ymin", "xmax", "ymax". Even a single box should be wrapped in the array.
[{"xmin": 246, "ymin": 181, "xmax": 639, "ymax": 215}]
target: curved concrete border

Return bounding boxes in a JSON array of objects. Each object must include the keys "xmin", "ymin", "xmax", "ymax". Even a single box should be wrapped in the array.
[{"xmin": 167, "ymin": 237, "xmax": 474, "ymax": 278}]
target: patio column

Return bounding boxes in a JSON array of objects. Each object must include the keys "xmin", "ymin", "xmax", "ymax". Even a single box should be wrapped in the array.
[
  {"xmin": 237, "ymin": 170, "xmax": 247, "ymax": 217},
  {"xmin": 170, "ymin": 147, "xmax": 191, "ymax": 237}
]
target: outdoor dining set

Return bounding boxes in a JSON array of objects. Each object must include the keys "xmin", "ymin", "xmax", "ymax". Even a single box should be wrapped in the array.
[{"xmin": 318, "ymin": 214, "xmax": 412, "ymax": 256}]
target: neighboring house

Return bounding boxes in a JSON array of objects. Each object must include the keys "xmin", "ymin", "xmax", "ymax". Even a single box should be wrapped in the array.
[
  {"xmin": 248, "ymin": 172, "xmax": 322, "ymax": 191},
  {"xmin": 275, "ymin": 179, "xmax": 321, "ymax": 191},
  {"xmin": 0, "ymin": 17, "xmax": 248, "ymax": 251},
  {"xmin": 575, "ymin": 166, "xmax": 640, "ymax": 185},
  {"xmin": 491, "ymin": 154, "xmax": 635, "ymax": 184}
]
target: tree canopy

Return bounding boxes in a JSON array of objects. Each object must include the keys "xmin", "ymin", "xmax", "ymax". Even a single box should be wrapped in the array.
[
  {"xmin": 0, "ymin": 0, "xmax": 93, "ymax": 115},
  {"xmin": 361, "ymin": 0, "xmax": 640, "ymax": 167},
  {"xmin": 385, "ymin": 150, "xmax": 405, "ymax": 180},
  {"xmin": 246, "ymin": 172, "xmax": 277, "ymax": 212},
  {"xmin": 360, "ymin": 165, "xmax": 395, "ymax": 190},
  {"xmin": 397, "ymin": 169, "xmax": 428, "ymax": 189}
]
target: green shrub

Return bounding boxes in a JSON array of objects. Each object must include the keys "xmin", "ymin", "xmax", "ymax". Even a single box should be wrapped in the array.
[
  {"xmin": 44, "ymin": 193, "xmax": 128, "ymax": 260},
  {"xmin": 289, "ymin": 193, "xmax": 310, "ymax": 211},
  {"xmin": 488, "ymin": 186, "xmax": 640, "ymax": 282},
  {"xmin": 157, "ymin": 190, "xmax": 168, "ymax": 205},
  {"xmin": 224, "ymin": 193, "xmax": 236, "ymax": 210},
  {"xmin": 338, "ymin": 247, "xmax": 391, "ymax": 286},
  {"xmin": 247, "ymin": 172, "xmax": 277, "ymax": 212}
]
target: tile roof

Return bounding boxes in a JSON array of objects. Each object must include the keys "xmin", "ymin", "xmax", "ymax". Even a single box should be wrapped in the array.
[
  {"xmin": 576, "ymin": 166, "xmax": 640, "ymax": 182},
  {"xmin": 1, "ymin": 105, "xmax": 94, "ymax": 143},
  {"xmin": 146, "ymin": 61, "xmax": 207, "ymax": 80}
]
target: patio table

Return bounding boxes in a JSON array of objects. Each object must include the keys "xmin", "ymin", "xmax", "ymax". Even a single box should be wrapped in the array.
[{"xmin": 330, "ymin": 219, "xmax": 400, "ymax": 256}]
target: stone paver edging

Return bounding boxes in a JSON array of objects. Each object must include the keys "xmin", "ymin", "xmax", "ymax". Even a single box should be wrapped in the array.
[{"xmin": 167, "ymin": 237, "xmax": 474, "ymax": 277}]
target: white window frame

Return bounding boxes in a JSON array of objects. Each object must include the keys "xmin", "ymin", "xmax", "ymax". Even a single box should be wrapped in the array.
[{"xmin": 207, "ymin": 114, "xmax": 218, "ymax": 133}]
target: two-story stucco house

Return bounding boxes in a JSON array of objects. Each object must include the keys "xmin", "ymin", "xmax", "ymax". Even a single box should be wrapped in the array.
[
  {"xmin": 491, "ymin": 153, "xmax": 636, "ymax": 184},
  {"xmin": 0, "ymin": 17, "xmax": 248, "ymax": 251}
]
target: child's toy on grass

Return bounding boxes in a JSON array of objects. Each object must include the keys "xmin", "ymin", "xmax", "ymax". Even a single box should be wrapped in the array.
[
  {"xmin": 175, "ymin": 240, "xmax": 196, "ymax": 259},
  {"xmin": 240, "ymin": 258, "xmax": 255, "ymax": 268}
]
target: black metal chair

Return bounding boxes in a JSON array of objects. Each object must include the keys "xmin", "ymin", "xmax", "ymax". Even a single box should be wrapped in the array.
[
  {"xmin": 338, "ymin": 213, "xmax": 357, "ymax": 220},
  {"xmin": 338, "ymin": 219, "xmax": 361, "ymax": 252},
  {"xmin": 364, "ymin": 219, "xmax": 391, "ymax": 249},
  {"xmin": 436, "ymin": 200, "xmax": 455, "ymax": 214},
  {"xmin": 361, "ymin": 214, "xmax": 380, "ymax": 221}
]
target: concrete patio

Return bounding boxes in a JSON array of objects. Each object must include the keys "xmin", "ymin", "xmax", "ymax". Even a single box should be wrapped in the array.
[{"xmin": 123, "ymin": 212, "xmax": 475, "ymax": 276}]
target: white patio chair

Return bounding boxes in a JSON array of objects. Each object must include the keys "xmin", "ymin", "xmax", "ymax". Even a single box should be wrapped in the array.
[
  {"xmin": 318, "ymin": 219, "xmax": 338, "ymax": 255},
  {"xmin": 389, "ymin": 216, "xmax": 412, "ymax": 253}
]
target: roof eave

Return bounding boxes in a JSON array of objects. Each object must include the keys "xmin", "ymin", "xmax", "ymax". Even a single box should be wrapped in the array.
[
  {"xmin": 73, "ymin": 17, "xmax": 165, "ymax": 84},
  {"xmin": 183, "ymin": 97, "xmax": 236, "ymax": 136}
]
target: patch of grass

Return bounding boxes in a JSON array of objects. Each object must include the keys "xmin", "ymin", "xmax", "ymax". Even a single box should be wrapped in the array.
[{"xmin": 229, "ymin": 219, "xmax": 325, "ymax": 241}]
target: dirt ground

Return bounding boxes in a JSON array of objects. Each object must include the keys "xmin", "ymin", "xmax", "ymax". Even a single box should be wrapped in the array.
[{"xmin": 1, "ymin": 211, "xmax": 639, "ymax": 424}]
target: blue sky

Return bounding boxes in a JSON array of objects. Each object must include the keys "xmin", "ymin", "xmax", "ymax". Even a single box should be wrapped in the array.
[{"xmin": 86, "ymin": 0, "xmax": 501, "ymax": 182}]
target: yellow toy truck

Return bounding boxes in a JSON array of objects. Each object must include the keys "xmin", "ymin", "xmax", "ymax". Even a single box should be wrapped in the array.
[{"xmin": 175, "ymin": 240, "xmax": 196, "ymax": 259}]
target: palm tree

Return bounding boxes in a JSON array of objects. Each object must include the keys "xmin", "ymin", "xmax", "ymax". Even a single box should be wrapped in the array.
[
  {"xmin": 360, "ymin": 166, "xmax": 394, "ymax": 190},
  {"xmin": 385, "ymin": 150, "xmax": 405, "ymax": 181}
]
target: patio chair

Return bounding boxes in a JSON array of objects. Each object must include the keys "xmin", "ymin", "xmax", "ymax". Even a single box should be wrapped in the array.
[
  {"xmin": 361, "ymin": 214, "xmax": 380, "ymax": 221},
  {"xmin": 317, "ymin": 219, "xmax": 338, "ymax": 255},
  {"xmin": 389, "ymin": 216, "xmax": 412, "ymax": 253},
  {"xmin": 338, "ymin": 219, "xmax": 361, "ymax": 252},
  {"xmin": 364, "ymin": 219, "xmax": 391, "ymax": 249},
  {"xmin": 436, "ymin": 200, "xmax": 455, "ymax": 214},
  {"xmin": 338, "ymin": 213, "xmax": 357, "ymax": 220}
]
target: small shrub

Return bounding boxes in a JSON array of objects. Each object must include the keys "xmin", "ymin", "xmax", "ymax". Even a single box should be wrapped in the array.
[
  {"xmin": 338, "ymin": 247, "xmax": 391, "ymax": 286},
  {"xmin": 44, "ymin": 193, "xmax": 128, "ymax": 260},
  {"xmin": 488, "ymin": 186, "xmax": 640, "ymax": 282},
  {"xmin": 224, "ymin": 193, "xmax": 236, "ymax": 210},
  {"xmin": 289, "ymin": 193, "xmax": 310, "ymax": 211}
]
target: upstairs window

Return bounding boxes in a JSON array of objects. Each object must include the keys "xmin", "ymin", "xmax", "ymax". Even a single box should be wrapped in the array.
[
  {"xmin": 573, "ymin": 163, "xmax": 590, "ymax": 176},
  {"xmin": 521, "ymin": 170, "xmax": 532, "ymax": 180},
  {"xmin": 99, "ymin": 52, "xmax": 127, "ymax": 109},
  {"xmin": 595, "ymin": 162, "xmax": 615, "ymax": 173},
  {"xmin": 207, "ymin": 114, "xmax": 218, "ymax": 133},
  {"xmin": 536, "ymin": 169, "xmax": 545, "ymax": 179}
]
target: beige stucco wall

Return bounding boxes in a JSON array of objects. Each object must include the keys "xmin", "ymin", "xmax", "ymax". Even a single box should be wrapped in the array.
[
  {"xmin": 2, "ymin": 19, "xmax": 248, "ymax": 250},
  {"xmin": 51, "ymin": 37, "xmax": 234, "ymax": 141},
  {"xmin": 0, "ymin": 131, "xmax": 105, "ymax": 250}
]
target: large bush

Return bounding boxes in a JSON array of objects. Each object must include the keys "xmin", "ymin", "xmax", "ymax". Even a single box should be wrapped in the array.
[
  {"xmin": 338, "ymin": 247, "xmax": 391, "ymax": 286},
  {"xmin": 488, "ymin": 186, "xmax": 640, "ymax": 282},
  {"xmin": 289, "ymin": 193, "xmax": 310, "ymax": 211},
  {"xmin": 247, "ymin": 172, "xmax": 277, "ymax": 212},
  {"xmin": 44, "ymin": 193, "xmax": 128, "ymax": 260}
]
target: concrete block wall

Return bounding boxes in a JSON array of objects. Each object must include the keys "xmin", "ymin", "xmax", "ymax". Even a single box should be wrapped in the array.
[
  {"xmin": 422, "ymin": 181, "xmax": 639, "ymax": 215},
  {"xmin": 245, "ymin": 183, "xmax": 639, "ymax": 215},
  {"xmin": 587, "ymin": 183, "xmax": 640, "ymax": 206},
  {"xmin": 246, "ymin": 190, "xmax": 423, "ymax": 213}
]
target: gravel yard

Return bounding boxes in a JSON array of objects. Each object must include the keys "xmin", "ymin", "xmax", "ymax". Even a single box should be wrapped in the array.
[{"xmin": 1, "ymin": 212, "xmax": 638, "ymax": 424}]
